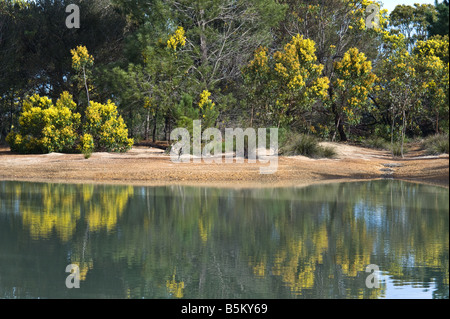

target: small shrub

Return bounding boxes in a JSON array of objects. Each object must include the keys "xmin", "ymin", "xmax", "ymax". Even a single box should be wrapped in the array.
[
  {"xmin": 281, "ymin": 134, "xmax": 318, "ymax": 157},
  {"xmin": 280, "ymin": 133, "xmax": 336, "ymax": 158},
  {"xmin": 80, "ymin": 134, "xmax": 95, "ymax": 159},
  {"xmin": 320, "ymin": 145, "xmax": 337, "ymax": 158},
  {"xmin": 422, "ymin": 134, "xmax": 449, "ymax": 155},
  {"xmin": 362, "ymin": 137, "xmax": 388, "ymax": 150},
  {"xmin": 390, "ymin": 142, "xmax": 407, "ymax": 157},
  {"xmin": 6, "ymin": 93, "xmax": 134, "ymax": 155}
]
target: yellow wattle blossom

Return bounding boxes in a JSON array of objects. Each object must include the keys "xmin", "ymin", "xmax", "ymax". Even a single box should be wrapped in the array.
[
  {"xmin": 199, "ymin": 90, "xmax": 215, "ymax": 110},
  {"xmin": 167, "ymin": 26, "xmax": 187, "ymax": 51},
  {"xmin": 275, "ymin": 63, "xmax": 289, "ymax": 78},
  {"xmin": 248, "ymin": 47, "xmax": 269, "ymax": 72},
  {"xmin": 70, "ymin": 45, "xmax": 94, "ymax": 71},
  {"xmin": 333, "ymin": 47, "xmax": 376, "ymax": 125},
  {"xmin": 243, "ymin": 33, "xmax": 330, "ymax": 126}
]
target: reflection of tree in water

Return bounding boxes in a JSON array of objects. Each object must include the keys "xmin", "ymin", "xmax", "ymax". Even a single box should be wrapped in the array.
[
  {"xmin": 0, "ymin": 180, "xmax": 447, "ymax": 298},
  {"xmin": 20, "ymin": 183, "xmax": 82, "ymax": 241},
  {"xmin": 107, "ymin": 181, "xmax": 447, "ymax": 299},
  {"xmin": 16, "ymin": 183, "xmax": 134, "ymax": 283},
  {"xmin": 18, "ymin": 183, "xmax": 134, "ymax": 241}
]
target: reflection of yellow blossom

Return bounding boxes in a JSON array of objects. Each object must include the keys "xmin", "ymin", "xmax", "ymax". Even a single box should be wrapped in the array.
[{"xmin": 166, "ymin": 271, "xmax": 185, "ymax": 298}]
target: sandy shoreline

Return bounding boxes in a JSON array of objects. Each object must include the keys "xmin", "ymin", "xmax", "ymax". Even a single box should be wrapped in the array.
[{"xmin": 0, "ymin": 142, "xmax": 448, "ymax": 189}]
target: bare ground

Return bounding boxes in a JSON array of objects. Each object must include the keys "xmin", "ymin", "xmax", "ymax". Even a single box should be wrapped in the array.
[{"xmin": 0, "ymin": 142, "xmax": 448, "ymax": 188}]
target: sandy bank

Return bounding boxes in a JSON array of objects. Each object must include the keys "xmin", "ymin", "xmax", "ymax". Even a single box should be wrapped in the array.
[{"xmin": 0, "ymin": 142, "xmax": 448, "ymax": 188}]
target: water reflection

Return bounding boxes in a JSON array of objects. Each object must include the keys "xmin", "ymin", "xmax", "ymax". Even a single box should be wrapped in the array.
[{"xmin": 0, "ymin": 180, "xmax": 448, "ymax": 299}]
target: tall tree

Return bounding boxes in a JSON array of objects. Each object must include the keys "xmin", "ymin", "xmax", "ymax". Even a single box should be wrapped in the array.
[
  {"xmin": 331, "ymin": 48, "xmax": 377, "ymax": 141},
  {"xmin": 277, "ymin": 0, "xmax": 387, "ymax": 140},
  {"xmin": 243, "ymin": 35, "xmax": 330, "ymax": 128},
  {"xmin": 164, "ymin": 0, "xmax": 286, "ymax": 90},
  {"xmin": 390, "ymin": 3, "xmax": 437, "ymax": 49},
  {"xmin": 428, "ymin": 0, "xmax": 449, "ymax": 37}
]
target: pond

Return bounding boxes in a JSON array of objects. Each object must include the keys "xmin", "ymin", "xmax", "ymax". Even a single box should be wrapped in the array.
[{"xmin": 0, "ymin": 180, "xmax": 448, "ymax": 299}]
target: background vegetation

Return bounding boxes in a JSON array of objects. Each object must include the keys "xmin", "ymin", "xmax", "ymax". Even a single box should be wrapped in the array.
[{"xmin": 0, "ymin": 0, "xmax": 448, "ymax": 156}]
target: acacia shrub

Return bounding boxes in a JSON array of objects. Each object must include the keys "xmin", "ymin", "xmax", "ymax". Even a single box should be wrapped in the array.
[
  {"xmin": 6, "ymin": 93, "xmax": 80, "ymax": 154},
  {"xmin": 84, "ymin": 100, "xmax": 134, "ymax": 152}
]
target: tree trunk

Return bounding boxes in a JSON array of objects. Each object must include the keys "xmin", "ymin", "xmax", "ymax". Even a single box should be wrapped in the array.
[
  {"xmin": 10, "ymin": 91, "xmax": 14, "ymax": 131},
  {"xmin": 337, "ymin": 116, "xmax": 347, "ymax": 142},
  {"xmin": 391, "ymin": 107, "xmax": 395, "ymax": 146},
  {"xmin": 401, "ymin": 109, "xmax": 406, "ymax": 158},
  {"xmin": 332, "ymin": 105, "xmax": 347, "ymax": 142},
  {"xmin": 199, "ymin": 10, "xmax": 208, "ymax": 67},
  {"xmin": 164, "ymin": 116, "xmax": 169, "ymax": 141},
  {"xmin": 329, "ymin": 86, "xmax": 347, "ymax": 142},
  {"xmin": 145, "ymin": 108, "xmax": 150, "ymax": 141},
  {"xmin": 83, "ymin": 66, "xmax": 90, "ymax": 106},
  {"xmin": 152, "ymin": 114, "xmax": 157, "ymax": 143},
  {"xmin": 436, "ymin": 111, "xmax": 440, "ymax": 134}
]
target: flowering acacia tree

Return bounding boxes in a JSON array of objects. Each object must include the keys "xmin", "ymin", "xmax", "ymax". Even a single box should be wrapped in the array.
[
  {"xmin": 7, "ymin": 47, "xmax": 133, "ymax": 155},
  {"xmin": 6, "ymin": 93, "xmax": 80, "ymax": 154},
  {"xmin": 331, "ymin": 48, "xmax": 377, "ymax": 141},
  {"xmin": 84, "ymin": 100, "xmax": 134, "ymax": 152},
  {"xmin": 243, "ymin": 34, "xmax": 329, "ymax": 128},
  {"xmin": 414, "ymin": 36, "xmax": 449, "ymax": 134},
  {"xmin": 373, "ymin": 33, "xmax": 449, "ymax": 157},
  {"xmin": 71, "ymin": 45, "xmax": 94, "ymax": 107}
]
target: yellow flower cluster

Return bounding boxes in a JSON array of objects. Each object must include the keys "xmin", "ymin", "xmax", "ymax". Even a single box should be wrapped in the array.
[
  {"xmin": 414, "ymin": 37, "xmax": 449, "ymax": 62},
  {"xmin": 244, "ymin": 34, "xmax": 330, "ymax": 127},
  {"xmin": 79, "ymin": 133, "xmax": 94, "ymax": 156},
  {"xmin": 275, "ymin": 63, "xmax": 289, "ymax": 78},
  {"xmin": 7, "ymin": 92, "xmax": 81, "ymax": 154},
  {"xmin": 312, "ymin": 77, "xmax": 330, "ymax": 99},
  {"xmin": 167, "ymin": 26, "xmax": 187, "ymax": 51},
  {"xmin": 333, "ymin": 47, "xmax": 376, "ymax": 124},
  {"xmin": 274, "ymin": 35, "xmax": 329, "ymax": 98},
  {"xmin": 71, "ymin": 45, "xmax": 94, "ymax": 71},
  {"xmin": 198, "ymin": 90, "xmax": 215, "ymax": 110},
  {"xmin": 288, "ymin": 74, "xmax": 305, "ymax": 90},
  {"xmin": 335, "ymin": 48, "xmax": 373, "ymax": 79},
  {"xmin": 248, "ymin": 46, "xmax": 269, "ymax": 72},
  {"xmin": 85, "ymin": 100, "xmax": 134, "ymax": 152},
  {"xmin": 277, "ymin": 35, "xmax": 317, "ymax": 68}
]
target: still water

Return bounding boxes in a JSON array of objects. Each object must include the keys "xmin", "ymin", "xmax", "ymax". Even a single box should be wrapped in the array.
[{"xmin": 0, "ymin": 180, "xmax": 448, "ymax": 299}]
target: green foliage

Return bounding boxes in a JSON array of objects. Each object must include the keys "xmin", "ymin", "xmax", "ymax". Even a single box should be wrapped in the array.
[
  {"xmin": 428, "ymin": 0, "xmax": 449, "ymax": 37},
  {"xmin": 390, "ymin": 3, "xmax": 437, "ymax": 48}
]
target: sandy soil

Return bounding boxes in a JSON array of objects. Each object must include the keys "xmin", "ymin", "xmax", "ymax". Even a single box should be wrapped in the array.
[{"xmin": 0, "ymin": 142, "xmax": 448, "ymax": 188}]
